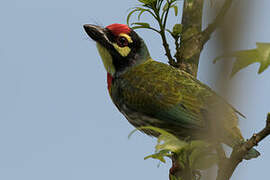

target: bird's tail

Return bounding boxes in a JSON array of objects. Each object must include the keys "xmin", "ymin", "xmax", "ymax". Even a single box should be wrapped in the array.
[{"xmin": 243, "ymin": 147, "xmax": 260, "ymax": 160}]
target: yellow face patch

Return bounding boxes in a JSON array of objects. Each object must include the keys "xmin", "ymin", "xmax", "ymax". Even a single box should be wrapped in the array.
[
  {"xmin": 112, "ymin": 43, "xmax": 131, "ymax": 57},
  {"xmin": 112, "ymin": 33, "xmax": 133, "ymax": 57},
  {"xmin": 96, "ymin": 43, "xmax": 115, "ymax": 75}
]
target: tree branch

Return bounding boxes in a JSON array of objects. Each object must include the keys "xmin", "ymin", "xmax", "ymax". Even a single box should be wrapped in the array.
[
  {"xmin": 175, "ymin": 0, "xmax": 234, "ymax": 77},
  {"xmin": 201, "ymin": 0, "xmax": 233, "ymax": 44},
  {"xmin": 174, "ymin": 0, "xmax": 204, "ymax": 77},
  {"xmin": 217, "ymin": 113, "xmax": 270, "ymax": 180}
]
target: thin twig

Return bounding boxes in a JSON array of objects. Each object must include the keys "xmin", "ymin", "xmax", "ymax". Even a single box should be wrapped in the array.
[
  {"xmin": 162, "ymin": 0, "xmax": 171, "ymax": 27},
  {"xmin": 153, "ymin": 5, "xmax": 177, "ymax": 66},
  {"xmin": 146, "ymin": 27, "xmax": 160, "ymax": 33},
  {"xmin": 217, "ymin": 113, "xmax": 270, "ymax": 180}
]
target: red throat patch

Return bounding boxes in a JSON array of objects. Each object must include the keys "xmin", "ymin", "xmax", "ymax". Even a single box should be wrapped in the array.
[
  {"xmin": 107, "ymin": 73, "xmax": 113, "ymax": 93},
  {"xmin": 106, "ymin": 23, "xmax": 131, "ymax": 36}
]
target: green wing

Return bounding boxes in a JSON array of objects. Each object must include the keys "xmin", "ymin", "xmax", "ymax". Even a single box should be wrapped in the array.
[{"xmin": 115, "ymin": 60, "xmax": 241, "ymax": 134}]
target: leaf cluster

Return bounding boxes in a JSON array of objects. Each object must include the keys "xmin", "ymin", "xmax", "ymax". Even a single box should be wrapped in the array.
[
  {"xmin": 127, "ymin": 0, "xmax": 181, "ymax": 40},
  {"xmin": 129, "ymin": 126, "xmax": 218, "ymax": 171}
]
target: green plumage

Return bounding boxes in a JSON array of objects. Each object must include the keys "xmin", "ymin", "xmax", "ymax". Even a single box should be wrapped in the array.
[{"xmin": 111, "ymin": 59, "xmax": 243, "ymax": 146}]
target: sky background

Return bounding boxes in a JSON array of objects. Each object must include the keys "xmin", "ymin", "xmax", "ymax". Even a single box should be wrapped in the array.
[{"xmin": 0, "ymin": 0, "xmax": 270, "ymax": 179}]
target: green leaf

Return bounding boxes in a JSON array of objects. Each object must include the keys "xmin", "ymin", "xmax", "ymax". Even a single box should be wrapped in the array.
[
  {"xmin": 144, "ymin": 149, "xmax": 171, "ymax": 163},
  {"xmin": 172, "ymin": 24, "xmax": 182, "ymax": 36},
  {"xmin": 163, "ymin": 2, "xmax": 169, "ymax": 12},
  {"xmin": 131, "ymin": 26, "xmax": 145, "ymax": 30},
  {"xmin": 214, "ymin": 43, "xmax": 270, "ymax": 77},
  {"xmin": 162, "ymin": 3, "xmax": 178, "ymax": 17},
  {"xmin": 128, "ymin": 127, "xmax": 180, "ymax": 164},
  {"xmin": 138, "ymin": 9, "xmax": 147, "ymax": 21},
  {"xmin": 132, "ymin": 22, "xmax": 151, "ymax": 28},
  {"xmin": 139, "ymin": 0, "xmax": 157, "ymax": 6},
  {"xmin": 139, "ymin": 0, "xmax": 152, "ymax": 4},
  {"xmin": 257, "ymin": 43, "xmax": 270, "ymax": 73},
  {"xmin": 129, "ymin": 126, "xmax": 187, "ymax": 154},
  {"xmin": 127, "ymin": 8, "xmax": 141, "ymax": 25},
  {"xmin": 129, "ymin": 127, "xmax": 218, "ymax": 170},
  {"xmin": 172, "ymin": 5, "xmax": 178, "ymax": 16}
]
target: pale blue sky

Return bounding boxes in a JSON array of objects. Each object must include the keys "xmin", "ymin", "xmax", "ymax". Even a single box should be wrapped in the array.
[{"xmin": 0, "ymin": 0, "xmax": 269, "ymax": 180}]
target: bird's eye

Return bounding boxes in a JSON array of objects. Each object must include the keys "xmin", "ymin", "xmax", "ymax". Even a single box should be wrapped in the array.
[{"xmin": 117, "ymin": 36, "xmax": 129, "ymax": 47}]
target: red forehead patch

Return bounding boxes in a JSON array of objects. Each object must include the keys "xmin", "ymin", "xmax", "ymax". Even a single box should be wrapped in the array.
[{"xmin": 106, "ymin": 23, "xmax": 131, "ymax": 36}]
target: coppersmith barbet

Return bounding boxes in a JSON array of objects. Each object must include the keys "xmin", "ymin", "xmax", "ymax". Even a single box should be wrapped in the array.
[{"xmin": 83, "ymin": 23, "xmax": 259, "ymax": 159}]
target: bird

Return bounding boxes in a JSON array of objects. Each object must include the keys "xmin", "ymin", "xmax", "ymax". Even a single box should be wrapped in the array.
[{"xmin": 83, "ymin": 23, "xmax": 259, "ymax": 159}]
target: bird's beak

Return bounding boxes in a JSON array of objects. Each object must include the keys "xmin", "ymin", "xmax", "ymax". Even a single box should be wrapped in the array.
[
  {"xmin": 83, "ymin": 24, "xmax": 111, "ymax": 47},
  {"xmin": 83, "ymin": 24, "xmax": 116, "ymax": 75}
]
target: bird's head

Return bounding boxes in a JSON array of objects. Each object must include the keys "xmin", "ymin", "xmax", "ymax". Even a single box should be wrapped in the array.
[{"xmin": 84, "ymin": 23, "xmax": 151, "ymax": 76}]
